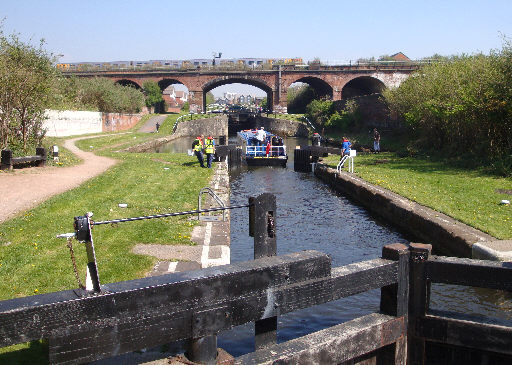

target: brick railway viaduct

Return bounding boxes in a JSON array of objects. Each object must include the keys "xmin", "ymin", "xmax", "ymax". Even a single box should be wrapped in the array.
[{"xmin": 69, "ymin": 65, "xmax": 418, "ymax": 113}]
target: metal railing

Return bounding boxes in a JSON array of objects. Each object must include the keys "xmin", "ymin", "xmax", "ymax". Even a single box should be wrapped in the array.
[
  {"xmin": 245, "ymin": 145, "xmax": 286, "ymax": 157},
  {"xmin": 337, "ymin": 150, "xmax": 356, "ymax": 173}
]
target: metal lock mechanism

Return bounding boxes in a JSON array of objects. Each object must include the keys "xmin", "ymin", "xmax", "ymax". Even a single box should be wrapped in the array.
[{"xmin": 74, "ymin": 215, "xmax": 91, "ymax": 242}]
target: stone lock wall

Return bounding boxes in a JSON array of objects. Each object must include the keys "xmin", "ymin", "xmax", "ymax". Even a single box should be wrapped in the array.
[
  {"xmin": 173, "ymin": 115, "xmax": 229, "ymax": 138},
  {"xmin": 256, "ymin": 116, "xmax": 309, "ymax": 137},
  {"xmin": 313, "ymin": 164, "xmax": 494, "ymax": 257}
]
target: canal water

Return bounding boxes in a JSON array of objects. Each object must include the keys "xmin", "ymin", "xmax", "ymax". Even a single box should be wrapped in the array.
[{"xmin": 158, "ymin": 136, "xmax": 512, "ymax": 357}]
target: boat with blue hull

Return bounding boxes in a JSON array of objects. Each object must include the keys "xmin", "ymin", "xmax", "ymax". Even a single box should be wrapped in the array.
[{"xmin": 237, "ymin": 129, "xmax": 288, "ymax": 167}]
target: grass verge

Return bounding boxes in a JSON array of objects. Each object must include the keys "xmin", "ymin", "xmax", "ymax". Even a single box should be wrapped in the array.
[
  {"xmin": 322, "ymin": 152, "xmax": 511, "ymax": 239},
  {"xmin": 0, "ymin": 132, "xmax": 213, "ymax": 362}
]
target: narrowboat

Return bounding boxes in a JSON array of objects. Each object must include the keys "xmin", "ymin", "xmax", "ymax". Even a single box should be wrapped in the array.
[{"xmin": 237, "ymin": 129, "xmax": 288, "ymax": 167}]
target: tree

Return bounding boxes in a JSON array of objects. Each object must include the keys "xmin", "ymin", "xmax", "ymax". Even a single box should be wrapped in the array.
[
  {"xmin": 287, "ymin": 84, "xmax": 316, "ymax": 113},
  {"xmin": 305, "ymin": 99, "xmax": 333, "ymax": 127},
  {"xmin": 49, "ymin": 76, "xmax": 145, "ymax": 113},
  {"xmin": 260, "ymin": 97, "xmax": 268, "ymax": 110},
  {"xmin": 384, "ymin": 42, "xmax": 512, "ymax": 175},
  {"xmin": 205, "ymin": 91, "xmax": 215, "ymax": 105},
  {"xmin": 79, "ymin": 78, "xmax": 145, "ymax": 113},
  {"xmin": 142, "ymin": 80, "xmax": 163, "ymax": 109},
  {"xmin": 0, "ymin": 30, "xmax": 56, "ymax": 150},
  {"xmin": 357, "ymin": 56, "xmax": 376, "ymax": 63},
  {"xmin": 378, "ymin": 55, "xmax": 394, "ymax": 61}
]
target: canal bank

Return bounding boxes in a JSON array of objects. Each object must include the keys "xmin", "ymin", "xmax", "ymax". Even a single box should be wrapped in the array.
[
  {"xmin": 132, "ymin": 161, "xmax": 231, "ymax": 275},
  {"xmin": 313, "ymin": 163, "xmax": 495, "ymax": 258}
]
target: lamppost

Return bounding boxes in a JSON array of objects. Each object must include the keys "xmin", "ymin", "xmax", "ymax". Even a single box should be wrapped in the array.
[{"xmin": 212, "ymin": 52, "xmax": 222, "ymax": 66}]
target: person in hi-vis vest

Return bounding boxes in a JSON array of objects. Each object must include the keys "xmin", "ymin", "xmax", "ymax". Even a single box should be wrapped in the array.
[
  {"xmin": 205, "ymin": 136, "xmax": 216, "ymax": 168},
  {"xmin": 192, "ymin": 136, "xmax": 205, "ymax": 168}
]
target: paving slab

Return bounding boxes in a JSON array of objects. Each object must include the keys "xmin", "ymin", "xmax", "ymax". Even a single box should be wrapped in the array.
[{"xmin": 472, "ymin": 240, "xmax": 512, "ymax": 261}]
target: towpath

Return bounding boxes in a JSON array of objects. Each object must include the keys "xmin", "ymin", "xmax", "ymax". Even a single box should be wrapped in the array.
[
  {"xmin": 0, "ymin": 135, "xmax": 118, "ymax": 223},
  {"xmin": 138, "ymin": 115, "xmax": 166, "ymax": 133}
]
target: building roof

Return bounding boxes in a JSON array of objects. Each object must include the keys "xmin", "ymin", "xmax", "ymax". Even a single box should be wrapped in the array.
[{"xmin": 390, "ymin": 52, "xmax": 411, "ymax": 61}]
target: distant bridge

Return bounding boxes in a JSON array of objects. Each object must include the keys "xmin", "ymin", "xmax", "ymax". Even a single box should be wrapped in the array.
[{"xmin": 64, "ymin": 64, "xmax": 419, "ymax": 113}]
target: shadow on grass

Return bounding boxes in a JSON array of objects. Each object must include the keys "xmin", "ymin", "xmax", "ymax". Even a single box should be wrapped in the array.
[
  {"xmin": 182, "ymin": 161, "xmax": 203, "ymax": 167},
  {"xmin": 0, "ymin": 340, "xmax": 48, "ymax": 365}
]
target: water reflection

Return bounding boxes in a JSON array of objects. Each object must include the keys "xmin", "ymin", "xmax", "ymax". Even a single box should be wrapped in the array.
[{"xmin": 155, "ymin": 137, "xmax": 196, "ymax": 154}]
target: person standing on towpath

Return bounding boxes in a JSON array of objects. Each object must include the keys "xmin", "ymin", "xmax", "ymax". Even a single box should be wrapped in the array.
[
  {"xmin": 341, "ymin": 136, "xmax": 352, "ymax": 156},
  {"xmin": 373, "ymin": 128, "xmax": 381, "ymax": 153},
  {"xmin": 192, "ymin": 136, "xmax": 205, "ymax": 168},
  {"xmin": 205, "ymin": 136, "xmax": 216, "ymax": 168}
]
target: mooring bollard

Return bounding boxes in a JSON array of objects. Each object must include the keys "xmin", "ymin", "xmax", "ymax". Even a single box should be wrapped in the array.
[
  {"xmin": 249, "ymin": 193, "xmax": 277, "ymax": 349},
  {"xmin": 52, "ymin": 145, "xmax": 59, "ymax": 162}
]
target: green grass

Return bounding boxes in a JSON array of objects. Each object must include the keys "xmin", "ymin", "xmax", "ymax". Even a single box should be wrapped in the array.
[
  {"xmin": 0, "ymin": 130, "xmax": 213, "ymax": 362},
  {"xmin": 158, "ymin": 112, "xmax": 185, "ymax": 135},
  {"xmin": 273, "ymin": 113, "xmax": 305, "ymax": 123},
  {"xmin": 323, "ymin": 152, "xmax": 512, "ymax": 239},
  {"xmin": 41, "ymin": 136, "xmax": 82, "ymax": 167},
  {"xmin": 0, "ymin": 145, "xmax": 213, "ymax": 300}
]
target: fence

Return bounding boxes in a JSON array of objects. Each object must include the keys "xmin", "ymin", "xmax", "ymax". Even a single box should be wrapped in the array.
[{"xmin": 0, "ymin": 194, "xmax": 511, "ymax": 364}]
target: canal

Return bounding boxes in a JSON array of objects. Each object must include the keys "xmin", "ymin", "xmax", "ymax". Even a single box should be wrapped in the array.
[{"xmin": 158, "ymin": 136, "xmax": 512, "ymax": 357}]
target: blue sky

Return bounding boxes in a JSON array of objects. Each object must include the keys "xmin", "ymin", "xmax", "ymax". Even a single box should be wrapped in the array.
[{"xmin": 2, "ymin": 0, "xmax": 511, "ymax": 96}]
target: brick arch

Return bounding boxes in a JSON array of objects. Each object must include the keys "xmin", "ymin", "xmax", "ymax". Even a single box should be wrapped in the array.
[
  {"xmin": 284, "ymin": 76, "xmax": 334, "ymax": 100},
  {"xmin": 341, "ymin": 76, "xmax": 386, "ymax": 98},
  {"xmin": 115, "ymin": 79, "xmax": 143, "ymax": 90},
  {"xmin": 158, "ymin": 78, "xmax": 192, "ymax": 92},
  {"xmin": 202, "ymin": 77, "xmax": 274, "ymax": 112}
]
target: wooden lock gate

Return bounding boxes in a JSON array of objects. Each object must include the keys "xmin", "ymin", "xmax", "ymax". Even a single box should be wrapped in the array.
[{"xmin": 1, "ymin": 194, "xmax": 512, "ymax": 364}]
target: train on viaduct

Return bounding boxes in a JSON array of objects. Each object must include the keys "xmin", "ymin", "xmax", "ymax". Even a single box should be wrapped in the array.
[{"xmin": 58, "ymin": 58, "xmax": 419, "ymax": 113}]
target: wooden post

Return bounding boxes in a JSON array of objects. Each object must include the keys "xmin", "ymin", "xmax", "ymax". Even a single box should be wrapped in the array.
[
  {"xmin": 380, "ymin": 243, "xmax": 410, "ymax": 316},
  {"xmin": 1, "ymin": 149, "xmax": 13, "ymax": 170},
  {"xmin": 36, "ymin": 147, "xmax": 47, "ymax": 167},
  {"xmin": 407, "ymin": 243, "xmax": 432, "ymax": 365},
  {"xmin": 187, "ymin": 336, "xmax": 218, "ymax": 365},
  {"xmin": 250, "ymin": 193, "xmax": 277, "ymax": 349},
  {"xmin": 380, "ymin": 243, "xmax": 409, "ymax": 364}
]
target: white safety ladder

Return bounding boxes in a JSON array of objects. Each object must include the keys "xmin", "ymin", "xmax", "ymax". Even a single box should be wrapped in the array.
[{"xmin": 337, "ymin": 150, "xmax": 355, "ymax": 173}]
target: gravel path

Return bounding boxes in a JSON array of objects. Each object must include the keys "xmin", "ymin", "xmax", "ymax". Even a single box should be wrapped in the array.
[{"xmin": 0, "ymin": 135, "xmax": 118, "ymax": 223}]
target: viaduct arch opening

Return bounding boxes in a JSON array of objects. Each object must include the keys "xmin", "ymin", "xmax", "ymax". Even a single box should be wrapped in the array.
[
  {"xmin": 342, "ymin": 76, "xmax": 385, "ymax": 98},
  {"xmin": 203, "ymin": 78, "xmax": 273, "ymax": 113},
  {"xmin": 115, "ymin": 79, "xmax": 142, "ymax": 90},
  {"xmin": 158, "ymin": 79, "xmax": 189, "ymax": 113},
  {"xmin": 286, "ymin": 77, "xmax": 333, "ymax": 113},
  {"xmin": 290, "ymin": 77, "xmax": 333, "ymax": 100}
]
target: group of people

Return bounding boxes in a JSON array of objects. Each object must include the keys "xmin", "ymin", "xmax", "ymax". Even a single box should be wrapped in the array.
[
  {"xmin": 246, "ymin": 127, "xmax": 285, "ymax": 157},
  {"xmin": 247, "ymin": 126, "xmax": 267, "ymax": 146},
  {"xmin": 192, "ymin": 135, "xmax": 215, "ymax": 168},
  {"xmin": 340, "ymin": 128, "xmax": 381, "ymax": 157}
]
